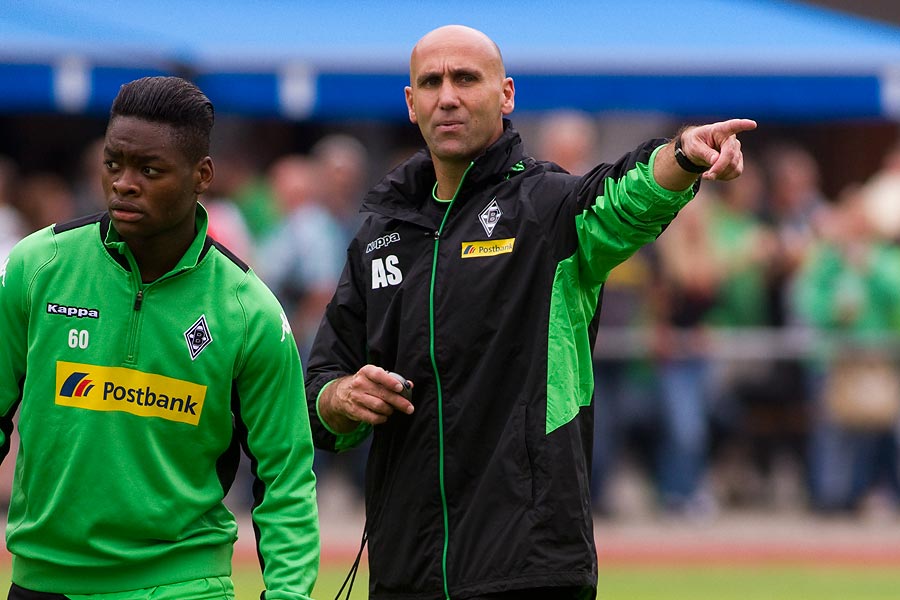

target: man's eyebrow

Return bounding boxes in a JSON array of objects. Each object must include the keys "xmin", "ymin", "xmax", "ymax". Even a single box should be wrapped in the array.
[
  {"xmin": 415, "ymin": 70, "xmax": 441, "ymax": 85},
  {"xmin": 103, "ymin": 147, "xmax": 163, "ymax": 162},
  {"xmin": 451, "ymin": 67, "xmax": 481, "ymax": 78},
  {"xmin": 416, "ymin": 66, "xmax": 482, "ymax": 86}
]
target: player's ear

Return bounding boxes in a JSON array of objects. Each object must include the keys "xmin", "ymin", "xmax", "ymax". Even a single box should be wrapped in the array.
[{"xmin": 194, "ymin": 157, "xmax": 214, "ymax": 195}]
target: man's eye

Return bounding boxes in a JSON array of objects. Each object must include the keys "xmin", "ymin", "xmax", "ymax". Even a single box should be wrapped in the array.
[
  {"xmin": 104, "ymin": 160, "xmax": 119, "ymax": 170},
  {"xmin": 143, "ymin": 166, "xmax": 160, "ymax": 176}
]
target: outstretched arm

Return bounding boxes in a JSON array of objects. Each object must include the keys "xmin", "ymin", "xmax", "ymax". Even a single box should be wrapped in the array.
[{"xmin": 654, "ymin": 118, "xmax": 757, "ymax": 190}]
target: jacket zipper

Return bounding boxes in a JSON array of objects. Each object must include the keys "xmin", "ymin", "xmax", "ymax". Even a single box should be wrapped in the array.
[
  {"xmin": 429, "ymin": 162, "xmax": 473, "ymax": 600},
  {"xmin": 125, "ymin": 287, "xmax": 145, "ymax": 364},
  {"xmin": 122, "ymin": 258, "xmax": 189, "ymax": 365},
  {"xmin": 122, "ymin": 246, "xmax": 146, "ymax": 365}
]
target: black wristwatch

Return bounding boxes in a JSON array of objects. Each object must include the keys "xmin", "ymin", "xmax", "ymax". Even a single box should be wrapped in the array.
[{"xmin": 673, "ymin": 135, "xmax": 708, "ymax": 174}]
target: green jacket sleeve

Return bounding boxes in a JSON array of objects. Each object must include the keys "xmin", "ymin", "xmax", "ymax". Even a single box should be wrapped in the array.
[
  {"xmin": 541, "ymin": 141, "xmax": 695, "ymax": 433},
  {"xmin": 575, "ymin": 142, "xmax": 695, "ymax": 286},
  {"xmin": 234, "ymin": 276, "xmax": 320, "ymax": 599},
  {"xmin": 0, "ymin": 236, "xmax": 40, "ymax": 460}
]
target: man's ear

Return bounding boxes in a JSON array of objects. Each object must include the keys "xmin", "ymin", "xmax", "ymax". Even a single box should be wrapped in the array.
[
  {"xmin": 195, "ymin": 157, "xmax": 214, "ymax": 195},
  {"xmin": 501, "ymin": 77, "xmax": 515, "ymax": 116},
  {"xmin": 405, "ymin": 86, "xmax": 418, "ymax": 124}
]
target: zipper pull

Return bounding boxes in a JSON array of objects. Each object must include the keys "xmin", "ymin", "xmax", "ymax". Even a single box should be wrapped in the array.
[
  {"xmin": 433, "ymin": 231, "xmax": 441, "ymax": 240},
  {"xmin": 133, "ymin": 290, "xmax": 144, "ymax": 311}
]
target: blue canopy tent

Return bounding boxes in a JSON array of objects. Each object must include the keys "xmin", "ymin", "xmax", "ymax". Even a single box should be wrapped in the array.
[{"xmin": 3, "ymin": 0, "xmax": 900, "ymax": 121}]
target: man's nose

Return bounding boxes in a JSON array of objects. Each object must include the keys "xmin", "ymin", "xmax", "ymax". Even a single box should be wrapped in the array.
[
  {"xmin": 111, "ymin": 169, "xmax": 139, "ymax": 196},
  {"xmin": 437, "ymin": 81, "xmax": 460, "ymax": 108}
]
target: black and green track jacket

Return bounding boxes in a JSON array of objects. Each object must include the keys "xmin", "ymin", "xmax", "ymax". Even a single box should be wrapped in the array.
[
  {"xmin": 0, "ymin": 206, "xmax": 318, "ymax": 598},
  {"xmin": 305, "ymin": 122, "xmax": 695, "ymax": 600}
]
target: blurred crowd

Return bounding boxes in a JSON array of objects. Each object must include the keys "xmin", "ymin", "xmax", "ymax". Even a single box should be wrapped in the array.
[{"xmin": 2, "ymin": 112, "xmax": 900, "ymax": 523}]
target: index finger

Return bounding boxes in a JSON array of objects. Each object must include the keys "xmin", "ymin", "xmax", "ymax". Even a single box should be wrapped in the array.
[{"xmin": 717, "ymin": 118, "xmax": 757, "ymax": 137}]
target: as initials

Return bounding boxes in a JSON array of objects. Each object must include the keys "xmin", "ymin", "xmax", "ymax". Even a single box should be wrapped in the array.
[{"xmin": 372, "ymin": 255, "xmax": 403, "ymax": 289}]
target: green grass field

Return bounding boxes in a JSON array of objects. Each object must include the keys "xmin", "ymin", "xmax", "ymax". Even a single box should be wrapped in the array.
[
  {"xmin": 3, "ymin": 563, "xmax": 900, "ymax": 599},
  {"xmin": 289, "ymin": 564, "xmax": 900, "ymax": 599}
]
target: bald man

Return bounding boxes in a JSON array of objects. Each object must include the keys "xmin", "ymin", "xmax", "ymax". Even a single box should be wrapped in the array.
[{"xmin": 307, "ymin": 25, "xmax": 756, "ymax": 600}]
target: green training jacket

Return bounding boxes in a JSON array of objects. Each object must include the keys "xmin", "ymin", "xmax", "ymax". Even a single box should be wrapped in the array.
[{"xmin": 0, "ymin": 206, "xmax": 318, "ymax": 598}]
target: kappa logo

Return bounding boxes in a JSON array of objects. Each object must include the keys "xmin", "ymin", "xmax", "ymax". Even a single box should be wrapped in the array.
[
  {"xmin": 280, "ymin": 311, "xmax": 292, "ymax": 342},
  {"xmin": 366, "ymin": 232, "xmax": 401, "ymax": 253},
  {"xmin": 184, "ymin": 315, "xmax": 213, "ymax": 360},
  {"xmin": 46, "ymin": 303, "xmax": 100, "ymax": 319},
  {"xmin": 479, "ymin": 198, "xmax": 502, "ymax": 237},
  {"xmin": 0, "ymin": 258, "xmax": 7, "ymax": 287}
]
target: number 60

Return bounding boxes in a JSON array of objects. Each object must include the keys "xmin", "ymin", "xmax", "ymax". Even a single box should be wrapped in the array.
[{"xmin": 68, "ymin": 329, "xmax": 89, "ymax": 349}]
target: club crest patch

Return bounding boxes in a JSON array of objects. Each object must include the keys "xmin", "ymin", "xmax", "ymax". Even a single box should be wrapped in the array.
[
  {"xmin": 184, "ymin": 315, "xmax": 213, "ymax": 360},
  {"xmin": 479, "ymin": 198, "xmax": 502, "ymax": 237}
]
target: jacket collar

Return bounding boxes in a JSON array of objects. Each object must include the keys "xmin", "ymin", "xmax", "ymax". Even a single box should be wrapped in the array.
[
  {"xmin": 362, "ymin": 119, "xmax": 526, "ymax": 220},
  {"xmin": 101, "ymin": 203, "xmax": 213, "ymax": 276}
]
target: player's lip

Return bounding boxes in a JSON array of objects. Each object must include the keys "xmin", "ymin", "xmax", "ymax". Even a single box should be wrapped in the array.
[{"xmin": 109, "ymin": 199, "xmax": 143, "ymax": 221}]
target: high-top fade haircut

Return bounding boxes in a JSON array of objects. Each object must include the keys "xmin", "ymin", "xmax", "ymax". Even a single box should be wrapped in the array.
[{"xmin": 109, "ymin": 76, "xmax": 214, "ymax": 163}]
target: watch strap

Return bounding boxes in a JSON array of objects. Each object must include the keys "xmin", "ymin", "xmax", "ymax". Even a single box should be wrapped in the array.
[{"xmin": 674, "ymin": 135, "xmax": 708, "ymax": 174}]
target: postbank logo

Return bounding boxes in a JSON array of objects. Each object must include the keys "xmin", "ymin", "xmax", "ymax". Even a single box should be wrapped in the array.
[
  {"xmin": 461, "ymin": 237, "xmax": 515, "ymax": 259},
  {"xmin": 56, "ymin": 361, "xmax": 207, "ymax": 426}
]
